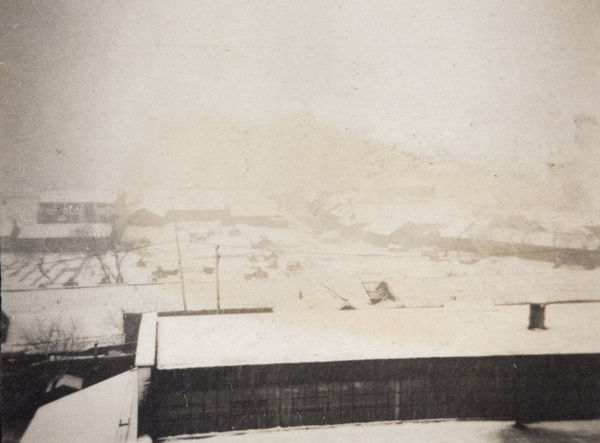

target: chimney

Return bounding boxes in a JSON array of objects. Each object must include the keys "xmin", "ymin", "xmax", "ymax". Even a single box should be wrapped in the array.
[{"xmin": 528, "ymin": 303, "xmax": 546, "ymax": 330}]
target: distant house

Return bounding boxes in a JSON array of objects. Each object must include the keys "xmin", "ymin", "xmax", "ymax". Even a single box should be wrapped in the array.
[
  {"xmin": 332, "ymin": 203, "xmax": 384, "ymax": 237},
  {"xmin": 229, "ymin": 202, "xmax": 288, "ymax": 228},
  {"xmin": 251, "ymin": 237, "xmax": 275, "ymax": 249},
  {"xmin": 436, "ymin": 220, "xmax": 477, "ymax": 252},
  {"xmin": 363, "ymin": 218, "xmax": 427, "ymax": 248},
  {"xmin": 37, "ymin": 190, "xmax": 119, "ymax": 224},
  {"xmin": 165, "ymin": 190, "xmax": 230, "ymax": 222},
  {"xmin": 14, "ymin": 223, "xmax": 113, "ymax": 254},
  {"xmin": 126, "ymin": 208, "xmax": 165, "ymax": 227},
  {"xmin": 244, "ymin": 267, "xmax": 269, "ymax": 280}
]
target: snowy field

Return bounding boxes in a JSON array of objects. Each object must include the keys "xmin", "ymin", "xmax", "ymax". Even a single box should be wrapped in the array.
[{"xmin": 3, "ymin": 218, "xmax": 596, "ymax": 290}]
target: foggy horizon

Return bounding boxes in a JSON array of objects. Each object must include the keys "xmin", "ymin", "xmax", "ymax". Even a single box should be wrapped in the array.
[{"xmin": 1, "ymin": 1, "xmax": 599, "ymax": 209}]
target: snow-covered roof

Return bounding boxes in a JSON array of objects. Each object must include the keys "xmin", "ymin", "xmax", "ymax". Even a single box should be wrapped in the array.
[
  {"xmin": 334, "ymin": 204, "xmax": 392, "ymax": 226},
  {"xmin": 522, "ymin": 231, "xmax": 556, "ymax": 248},
  {"xmin": 2, "ymin": 283, "xmax": 185, "ymax": 314},
  {"xmin": 466, "ymin": 224, "xmax": 600, "ymax": 250},
  {"xmin": 18, "ymin": 223, "xmax": 112, "ymax": 239},
  {"xmin": 385, "ymin": 272, "xmax": 600, "ymax": 307},
  {"xmin": 183, "ymin": 278, "xmax": 370, "ymax": 311},
  {"xmin": 155, "ymin": 303, "xmax": 600, "ymax": 369},
  {"xmin": 21, "ymin": 369, "xmax": 138, "ymax": 443},
  {"xmin": 170, "ymin": 189, "xmax": 248, "ymax": 212},
  {"xmin": 438, "ymin": 220, "xmax": 477, "ymax": 238},
  {"xmin": 135, "ymin": 313, "xmax": 157, "ymax": 367},
  {"xmin": 3, "ymin": 306, "xmax": 125, "ymax": 354},
  {"xmin": 229, "ymin": 202, "xmax": 282, "ymax": 218},
  {"xmin": 39, "ymin": 190, "xmax": 118, "ymax": 204},
  {"xmin": 363, "ymin": 218, "xmax": 412, "ymax": 237}
]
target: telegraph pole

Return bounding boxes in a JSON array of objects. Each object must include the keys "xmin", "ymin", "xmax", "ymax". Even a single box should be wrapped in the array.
[
  {"xmin": 215, "ymin": 245, "xmax": 221, "ymax": 314},
  {"xmin": 174, "ymin": 222, "xmax": 187, "ymax": 311}
]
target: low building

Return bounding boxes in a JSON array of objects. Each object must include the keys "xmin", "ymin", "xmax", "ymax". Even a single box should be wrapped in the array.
[
  {"xmin": 13, "ymin": 223, "xmax": 113, "ymax": 253},
  {"xmin": 363, "ymin": 218, "xmax": 427, "ymax": 248},
  {"xmin": 165, "ymin": 190, "xmax": 230, "ymax": 222},
  {"xmin": 37, "ymin": 190, "xmax": 119, "ymax": 224},
  {"xmin": 229, "ymin": 202, "xmax": 288, "ymax": 228},
  {"xmin": 139, "ymin": 304, "xmax": 600, "ymax": 438}
]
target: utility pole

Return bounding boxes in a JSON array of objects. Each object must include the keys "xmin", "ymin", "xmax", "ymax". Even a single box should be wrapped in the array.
[
  {"xmin": 215, "ymin": 245, "xmax": 221, "ymax": 314},
  {"xmin": 174, "ymin": 222, "xmax": 187, "ymax": 311}
]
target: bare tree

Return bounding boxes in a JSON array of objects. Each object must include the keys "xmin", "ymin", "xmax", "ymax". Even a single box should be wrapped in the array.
[
  {"xmin": 21, "ymin": 315, "xmax": 82, "ymax": 356},
  {"xmin": 34, "ymin": 252, "xmax": 60, "ymax": 287},
  {"xmin": 78, "ymin": 221, "xmax": 150, "ymax": 284}
]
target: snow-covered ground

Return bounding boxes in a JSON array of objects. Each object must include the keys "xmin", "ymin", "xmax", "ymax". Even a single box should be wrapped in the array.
[
  {"xmin": 2, "ymin": 218, "xmax": 594, "ymax": 290},
  {"xmin": 160, "ymin": 419, "xmax": 600, "ymax": 443}
]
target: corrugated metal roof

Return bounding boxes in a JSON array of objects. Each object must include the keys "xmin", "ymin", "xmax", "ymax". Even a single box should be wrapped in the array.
[
  {"xmin": 184, "ymin": 278, "xmax": 371, "ymax": 311},
  {"xmin": 156, "ymin": 304, "xmax": 600, "ymax": 369},
  {"xmin": 5, "ymin": 273, "xmax": 596, "ymax": 317},
  {"xmin": 385, "ymin": 272, "xmax": 600, "ymax": 307},
  {"xmin": 184, "ymin": 279, "xmax": 301, "ymax": 311},
  {"xmin": 2, "ymin": 283, "xmax": 184, "ymax": 314}
]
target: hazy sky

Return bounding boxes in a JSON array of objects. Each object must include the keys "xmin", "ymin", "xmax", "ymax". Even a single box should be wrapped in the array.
[{"xmin": 1, "ymin": 0, "xmax": 598, "ymax": 199}]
